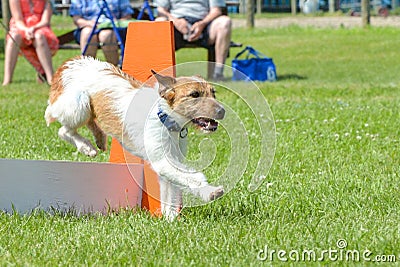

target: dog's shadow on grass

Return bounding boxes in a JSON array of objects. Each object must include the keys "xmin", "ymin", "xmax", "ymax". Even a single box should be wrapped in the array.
[
  {"xmin": 277, "ymin": 73, "xmax": 307, "ymax": 81},
  {"xmin": 182, "ymin": 194, "xmax": 269, "ymax": 221}
]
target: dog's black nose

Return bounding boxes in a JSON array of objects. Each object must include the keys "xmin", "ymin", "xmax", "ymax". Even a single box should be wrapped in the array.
[{"xmin": 216, "ymin": 106, "xmax": 225, "ymax": 120}]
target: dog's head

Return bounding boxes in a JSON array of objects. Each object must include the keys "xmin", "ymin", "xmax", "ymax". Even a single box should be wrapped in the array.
[{"xmin": 152, "ymin": 70, "xmax": 225, "ymax": 132}]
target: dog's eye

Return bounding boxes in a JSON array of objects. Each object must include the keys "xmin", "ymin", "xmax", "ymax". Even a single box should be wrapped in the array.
[{"xmin": 190, "ymin": 91, "xmax": 200, "ymax": 98}]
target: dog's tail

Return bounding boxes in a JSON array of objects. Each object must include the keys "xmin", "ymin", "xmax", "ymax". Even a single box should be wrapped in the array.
[
  {"xmin": 44, "ymin": 103, "xmax": 56, "ymax": 127},
  {"xmin": 44, "ymin": 91, "xmax": 91, "ymax": 128}
]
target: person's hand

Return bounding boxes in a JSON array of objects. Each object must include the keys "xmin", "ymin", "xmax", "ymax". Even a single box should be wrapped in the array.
[
  {"xmin": 173, "ymin": 18, "xmax": 190, "ymax": 35},
  {"xmin": 80, "ymin": 19, "xmax": 96, "ymax": 29},
  {"xmin": 188, "ymin": 21, "xmax": 206, "ymax": 42},
  {"xmin": 25, "ymin": 27, "xmax": 35, "ymax": 40},
  {"xmin": 85, "ymin": 20, "xmax": 96, "ymax": 28}
]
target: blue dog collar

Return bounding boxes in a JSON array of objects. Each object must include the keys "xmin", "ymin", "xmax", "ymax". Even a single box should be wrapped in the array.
[{"xmin": 157, "ymin": 106, "xmax": 188, "ymax": 138}]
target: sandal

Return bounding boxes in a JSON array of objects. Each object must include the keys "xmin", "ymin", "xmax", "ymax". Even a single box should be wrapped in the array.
[{"xmin": 37, "ymin": 73, "xmax": 47, "ymax": 84}]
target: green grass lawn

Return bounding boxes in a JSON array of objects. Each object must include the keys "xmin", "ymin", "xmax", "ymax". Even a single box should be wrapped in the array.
[{"xmin": 0, "ymin": 16, "xmax": 400, "ymax": 265}]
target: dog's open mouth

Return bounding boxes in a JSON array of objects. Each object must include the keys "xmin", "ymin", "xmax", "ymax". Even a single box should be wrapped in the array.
[{"xmin": 191, "ymin": 117, "xmax": 218, "ymax": 132}]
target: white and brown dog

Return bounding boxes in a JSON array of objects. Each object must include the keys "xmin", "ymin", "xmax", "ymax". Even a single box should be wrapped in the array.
[{"xmin": 45, "ymin": 56, "xmax": 225, "ymax": 219}]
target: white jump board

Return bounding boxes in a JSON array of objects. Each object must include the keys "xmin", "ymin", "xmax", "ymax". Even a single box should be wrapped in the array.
[{"xmin": 0, "ymin": 159, "xmax": 143, "ymax": 214}]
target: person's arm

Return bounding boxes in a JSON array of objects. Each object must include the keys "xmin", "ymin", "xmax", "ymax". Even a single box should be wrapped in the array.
[
  {"xmin": 157, "ymin": 6, "xmax": 189, "ymax": 35},
  {"xmin": 9, "ymin": 0, "xmax": 28, "ymax": 31},
  {"xmin": 196, "ymin": 6, "xmax": 222, "ymax": 26},
  {"xmin": 24, "ymin": 2, "xmax": 53, "ymax": 39},
  {"xmin": 70, "ymin": 0, "xmax": 96, "ymax": 29},
  {"xmin": 117, "ymin": 0, "xmax": 133, "ymax": 20},
  {"xmin": 188, "ymin": 7, "xmax": 222, "ymax": 41},
  {"xmin": 36, "ymin": 2, "xmax": 52, "ymax": 28},
  {"xmin": 25, "ymin": 1, "xmax": 53, "ymax": 38},
  {"xmin": 72, "ymin": 15, "xmax": 96, "ymax": 29}
]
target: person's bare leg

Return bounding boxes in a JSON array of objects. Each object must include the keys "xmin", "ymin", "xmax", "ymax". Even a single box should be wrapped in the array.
[
  {"xmin": 2, "ymin": 33, "xmax": 22, "ymax": 86},
  {"xmin": 208, "ymin": 16, "xmax": 232, "ymax": 78},
  {"xmin": 99, "ymin": 30, "xmax": 119, "ymax": 66},
  {"xmin": 155, "ymin": 16, "xmax": 168, "ymax": 21},
  {"xmin": 33, "ymin": 32, "xmax": 54, "ymax": 84},
  {"xmin": 80, "ymin": 26, "xmax": 99, "ymax": 58}
]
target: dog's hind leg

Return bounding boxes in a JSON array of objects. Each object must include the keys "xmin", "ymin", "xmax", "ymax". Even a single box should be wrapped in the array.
[
  {"xmin": 58, "ymin": 126, "xmax": 98, "ymax": 157},
  {"xmin": 50, "ymin": 91, "xmax": 99, "ymax": 157},
  {"xmin": 87, "ymin": 119, "xmax": 107, "ymax": 151}
]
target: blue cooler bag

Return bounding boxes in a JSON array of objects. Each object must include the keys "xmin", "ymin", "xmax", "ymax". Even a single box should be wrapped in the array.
[{"xmin": 232, "ymin": 46, "xmax": 277, "ymax": 82}]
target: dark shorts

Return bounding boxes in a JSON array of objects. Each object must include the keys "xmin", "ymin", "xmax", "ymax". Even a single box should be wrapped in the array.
[
  {"xmin": 73, "ymin": 27, "xmax": 128, "ymax": 45},
  {"xmin": 174, "ymin": 16, "xmax": 211, "ymax": 50}
]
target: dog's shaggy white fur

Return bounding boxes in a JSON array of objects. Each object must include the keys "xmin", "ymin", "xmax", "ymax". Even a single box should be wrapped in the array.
[{"xmin": 44, "ymin": 56, "xmax": 225, "ymax": 219}]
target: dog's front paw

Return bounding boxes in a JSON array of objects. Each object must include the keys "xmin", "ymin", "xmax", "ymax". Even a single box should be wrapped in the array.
[
  {"xmin": 163, "ymin": 208, "xmax": 180, "ymax": 222},
  {"xmin": 192, "ymin": 185, "xmax": 224, "ymax": 202},
  {"xmin": 209, "ymin": 186, "xmax": 224, "ymax": 201}
]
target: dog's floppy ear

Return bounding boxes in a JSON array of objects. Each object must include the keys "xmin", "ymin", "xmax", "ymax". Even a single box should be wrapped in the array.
[{"xmin": 151, "ymin": 70, "xmax": 176, "ymax": 101}]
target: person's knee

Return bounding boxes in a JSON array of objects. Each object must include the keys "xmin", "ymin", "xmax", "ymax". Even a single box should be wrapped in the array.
[
  {"xmin": 9, "ymin": 32, "xmax": 22, "ymax": 44},
  {"xmin": 98, "ymin": 30, "xmax": 115, "ymax": 43},
  {"xmin": 34, "ymin": 32, "xmax": 46, "ymax": 42},
  {"xmin": 215, "ymin": 16, "xmax": 232, "ymax": 34},
  {"xmin": 80, "ymin": 27, "xmax": 95, "ymax": 42},
  {"xmin": 208, "ymin": 16, "xmax": 231, "ymax": 45},
  {"xmin": 33, "ymin": 32, "xmax": 49, "ymax": 48}
]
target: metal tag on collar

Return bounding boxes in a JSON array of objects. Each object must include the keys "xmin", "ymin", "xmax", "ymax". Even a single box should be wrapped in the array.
[{"xmin": 180, "ymin": 128, "xmax": 188, "ymax": 138}]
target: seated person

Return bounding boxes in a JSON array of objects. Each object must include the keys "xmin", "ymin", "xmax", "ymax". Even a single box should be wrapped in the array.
[
  {"xmin": 69, "ymin": 0, "xmax": 134, "ymax": 66},
  {"xmin": 155, "ymin": 0, "xmax": 232, "ymax": 80},
  {"xmin": 3, "ymin": 0, "xmax": 59, "ymax": 86}
]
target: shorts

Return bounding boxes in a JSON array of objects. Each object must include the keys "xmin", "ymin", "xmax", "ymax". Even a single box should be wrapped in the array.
[{"xmin": 174, "ymin": 16, "xmax": 211, "ymax": 50}]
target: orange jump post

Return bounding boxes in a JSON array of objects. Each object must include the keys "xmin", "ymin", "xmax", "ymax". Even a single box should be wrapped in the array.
[{"xmin": 109, "ymin": 21, "xmax": 176, "ymax": 216}]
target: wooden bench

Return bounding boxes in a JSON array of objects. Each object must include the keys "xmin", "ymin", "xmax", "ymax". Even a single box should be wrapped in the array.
[
  {"xmin": 58, "ymin": 29, "xmax": 241, "ymax": 79},
  {"xmin": 58, "ymin": 30, "xmax": 80, "ymax": 50},
  {"xmin": 53, "ymin": 0, "xmax": 71, "ymax": 16},
  {"xmin": 56, "ymin": 2, "xmax": 242, "ymax": 78},
  {"xmin": 226, "ymin": 1, "xmax": 241, "ymax": 13}
]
